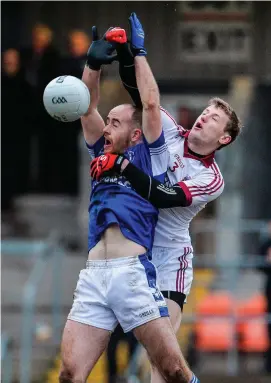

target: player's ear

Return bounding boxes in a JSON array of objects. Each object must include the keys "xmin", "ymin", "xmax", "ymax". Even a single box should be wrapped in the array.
[
  {"xmin": 131, "ymin": 128, "xmax": 142, "ymax": 143},
  {"xmin": 219, "ymin": 134, "xmax": 231, "ymax": 146}
]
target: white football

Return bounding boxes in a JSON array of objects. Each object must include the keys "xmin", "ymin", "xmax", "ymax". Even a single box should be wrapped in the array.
[{"xmin": 43, "ymin": 75, "xmax": 90, "ymax": 122}]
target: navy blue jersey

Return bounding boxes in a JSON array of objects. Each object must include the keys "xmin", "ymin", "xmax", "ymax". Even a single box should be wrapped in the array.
[{"xmin": 86, "ymin": 133, "xmax": 169, "ymax": 252}]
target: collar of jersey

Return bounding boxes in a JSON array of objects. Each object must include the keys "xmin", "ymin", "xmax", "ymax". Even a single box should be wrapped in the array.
[{"xmin": 182, "ymin": 131, "xmax": 215, "ymax": 168}]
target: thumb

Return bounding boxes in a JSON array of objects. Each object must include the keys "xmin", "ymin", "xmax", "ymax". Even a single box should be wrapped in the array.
[
  {"xmin": 92, "ymin": 26, "xmax": 99, "ymax": 41},
  {"xmin": 128, "ymin": 14, "xmax": 134, "ymax": 34}
]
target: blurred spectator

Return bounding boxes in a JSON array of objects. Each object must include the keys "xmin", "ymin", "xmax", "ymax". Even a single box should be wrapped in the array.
[
  {"xmin": 20, "ymin": 23, "xmax": 75, "ymax": 194},
  {"xmin": 51, "ymin": 29, "xmax": 92, "ymax": 196},
  {"xmin": 21, "ymin": 23, "xmax": 60, "ymax": 91},
  {"xmin": 258, "ymin": 221, "xmax": 271, "ymax": 374},
  {"xmin": 1, "ymin": 48, "xmax": 35, "ymax": 235},
  {"xmin": 62, "ymin": 29, "xmax": 90, "ymax": 78},
  {"xmin": 107, "ymin": 324, "xmax": 138, "ymax": 383}
]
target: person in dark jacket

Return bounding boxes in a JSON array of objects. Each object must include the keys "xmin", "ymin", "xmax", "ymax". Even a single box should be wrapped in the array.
[
  {"xmin": 20, "ymin": 23, "xmax": 68, "ymax": 194},
  {"xmin": 1, "ymin": 48, "xmax": 35, "ymax": 234}
]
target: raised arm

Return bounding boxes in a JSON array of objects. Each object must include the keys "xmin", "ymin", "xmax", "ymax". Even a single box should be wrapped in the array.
[
  {"xmin": 134, "ymin": 55, "xmax": 161, "ymax": 143},
  {"xmin": 128, "ymin": 13, "xmax": 161, "ymax": 143},
  {"xmin": 81, "ymin": 66, "xmax": 105, "ymax": 145},
  {"xmin": 81, "ymin": 26, "xmax": 117, "ymax": 145}
]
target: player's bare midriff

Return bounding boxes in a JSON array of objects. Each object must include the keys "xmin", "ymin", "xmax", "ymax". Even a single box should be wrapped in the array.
[{"xmin": 88, "ymin": 223, "xmax": 146, "ymax": 260}]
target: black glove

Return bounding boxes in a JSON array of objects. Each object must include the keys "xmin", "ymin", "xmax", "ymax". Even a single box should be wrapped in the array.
[{"xmin": 86, "ymin": 26, "xmax": 118, "ymax": 71}]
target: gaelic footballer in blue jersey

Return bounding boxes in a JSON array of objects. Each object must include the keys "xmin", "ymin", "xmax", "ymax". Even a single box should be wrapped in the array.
[
  {"xmin": 59, "ymin": 15, "xmax": 194, "ymax": 383},
  {"xmin": 86, "ymin": 113, "xmax": 168, "ymax": 253}
]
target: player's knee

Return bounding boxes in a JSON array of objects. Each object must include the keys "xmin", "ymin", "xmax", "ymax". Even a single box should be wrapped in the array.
[
  {"xmin": 160, "ymin": 359, "xmax": 188, "ymax": 383},
  {"xmin": 163, "ymin": 367, "xmax": 187, "ymax": 383},
  {"xmin": 59, "ymin": 366, "xmax": 83, "ymax": 383}
]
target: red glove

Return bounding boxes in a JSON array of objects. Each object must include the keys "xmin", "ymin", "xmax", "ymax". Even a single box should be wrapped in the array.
[
  {"xmin": 90, "ymin": 153, "xmax": 126, "ymax": 181},
  {"xmin": 106, "ymin": 27, "xmax": 127, "ymax": 44}
]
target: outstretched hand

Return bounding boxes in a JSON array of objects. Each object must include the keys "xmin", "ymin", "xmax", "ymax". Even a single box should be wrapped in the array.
[
  {"xmin": 86, "ymin": 26, "xmax": 118, "ymax": 70},
  {"xmin": 128, "ymin": 12, "xmax": 147, "ymax": 56}
]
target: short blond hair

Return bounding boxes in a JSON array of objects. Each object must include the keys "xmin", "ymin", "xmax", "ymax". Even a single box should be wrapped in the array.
[{"xmin": 208, "ymin": 97, "xmax": 242, "ymax": 149}]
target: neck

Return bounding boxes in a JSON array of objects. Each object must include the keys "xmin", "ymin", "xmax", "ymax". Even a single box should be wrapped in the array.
[{"xmin": 187, "ymin": 136, "xmax": 215, "ymax": 156}]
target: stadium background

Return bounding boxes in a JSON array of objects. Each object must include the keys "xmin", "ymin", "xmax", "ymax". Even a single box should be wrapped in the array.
[{"xmin": 1, "ymin": 1, "xmax": 271, "ymax": 382}]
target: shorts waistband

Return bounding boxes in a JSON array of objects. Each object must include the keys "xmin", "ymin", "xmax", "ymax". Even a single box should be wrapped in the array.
[
  {"xmin": 153, "ymin": 244, "xmax": 193, "ymax": 251},
  {"xmin": 86, "ymin": 253, "xmax": 149, "ymax": 269}
]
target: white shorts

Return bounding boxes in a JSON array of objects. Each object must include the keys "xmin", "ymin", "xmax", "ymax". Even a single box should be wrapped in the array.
[
  {"xmin": 68, "ymin": 254, "xmax": 169, "ymax": 333},
  {"xmin": 151, "ymin": 245, "xmax": 193, "ymax": 297}
]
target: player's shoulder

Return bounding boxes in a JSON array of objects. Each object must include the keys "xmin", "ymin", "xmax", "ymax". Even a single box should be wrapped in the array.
[
  {"xmin": 199, "ymin": 159, "xmax": 223, "ymax": 179},
  {"xmin": 200, "ymin": 160, "xmax": 224, "ymax": 195},
  {"xmin": 86, "ymin": 136, "xmax": 105, "ymax": 159},
  {"xmin": 160, "ymin": 106, "xmax": 179, "ymax": 126},
  {"xmin": 160, "ymin": 106, "xmax": 188, "ymax": 140},
  {"xmin": 210, "ymin": 159, "xmax": 223, "ymax": 179},
  {"xmin": 159, "ymin": 106, "xmax": 186, "ymax": 132}
]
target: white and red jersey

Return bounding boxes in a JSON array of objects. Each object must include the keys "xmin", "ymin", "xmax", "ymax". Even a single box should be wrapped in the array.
[{"xmin": 153, "ymin": 108, "xmax": 224, "ymax": 248}]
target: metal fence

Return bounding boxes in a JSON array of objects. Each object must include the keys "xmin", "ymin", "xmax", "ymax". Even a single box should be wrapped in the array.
[{"xmin": 1, "ymin": 233, "xmax": 65, "ymax": 383}]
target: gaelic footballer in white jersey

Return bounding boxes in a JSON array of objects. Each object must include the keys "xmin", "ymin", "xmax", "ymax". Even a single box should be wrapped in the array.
[{"xmin": 151, "ymin": 107, "xmax": 224, "ymax": 297}]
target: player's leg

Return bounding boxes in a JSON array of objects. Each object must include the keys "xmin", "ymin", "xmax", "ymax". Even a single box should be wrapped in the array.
[
  {"xmin": 133, "ymin": 316, "xmax": 192, "ymax": 383},
  {"xmin": 59, "ymin": 264, "xmax": 118, "ymax": 382},
  {"xmin": 149, "ymin": 246, "xmax": 193, "ymax": 382},
  {"xmin": 149, "ymin": 296, "xmax": 184, "ymax": 383},
  {"xmin": 59, "ymin": 320, "xmax": 111, "ymax": 382}
]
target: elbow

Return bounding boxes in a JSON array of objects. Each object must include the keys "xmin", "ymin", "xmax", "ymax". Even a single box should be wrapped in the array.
[{"xmin": 141, "ymin": 88, "xmax": 160, "ymax": 110}]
